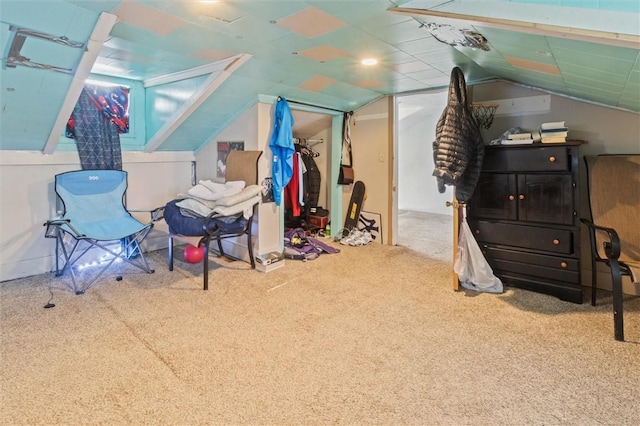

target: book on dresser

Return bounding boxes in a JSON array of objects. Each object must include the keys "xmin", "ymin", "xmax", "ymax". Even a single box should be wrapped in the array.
[
  {"xmin": 540, "ymin": 121, "xmax": 566, "ymax": 130},
  {"xmin": 502, "ymin": 131, "xmax": 534, "ymax": 145},
  {"xmin": 508, "ymin": 132, "xmax": 533, "ymax": 139},
  {"xmin": 540, "ymin": 121, "xmax": 568, "ymax": 143},
  {"xmin": 541, "ymin": 135, "xmax": 567, "ymax": 143}
]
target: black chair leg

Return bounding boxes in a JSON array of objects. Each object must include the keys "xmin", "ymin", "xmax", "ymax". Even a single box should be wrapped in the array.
[
  {"xmin": 591, "ymin": 259, "xmax": 597, "ymax": 306},
  {"xmin": 168, "ymin": 237, "xmax": 174, "ymax": 271},
  {"xmin": 610, "ymin": 259, "xmax": 624, "ymax": 341},
  {"xmin": 247, "ymin": 233, "xmax": 256, "ymax": 269},
  {"xmin": 217, "ymin": 239, "xmax": 224, "ymax": 258},
  {"xmin": 203, "ymin": 241, "xmax": 209, "ymax": 291}
]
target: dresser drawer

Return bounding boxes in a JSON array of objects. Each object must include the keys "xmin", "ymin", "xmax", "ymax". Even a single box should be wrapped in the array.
[
  {"xmin": 483, "ymin": 146, "xmax": 570, "ymax": 172},
  {"xmin": 482, "ymin": 245, "xmax": 578, "ymax": 270},
  {"xmin": 482, "ymin": 246, "xmax": 580, "ymax": 284},
  {"xmin": 493, "ymin": 271, "xmax": 584, "ymax": 304},
  {"xmin": 469, "ymin": 220, "xmax": 575, "ymax": 254}
]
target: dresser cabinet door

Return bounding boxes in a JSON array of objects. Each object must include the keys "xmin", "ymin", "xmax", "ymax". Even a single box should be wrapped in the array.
[
  {"xmin": 517, "ymin": 174, "xmax": 574, "ymax": 225},
  {"xmin": 468, "ymin": 173, "xmax": 516, "ymax": 220}
]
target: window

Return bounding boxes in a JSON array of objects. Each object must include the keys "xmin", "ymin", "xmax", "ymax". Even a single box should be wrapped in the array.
[{"xmin": 66, "ymin": 80, "xmax": 130, "ymax": 138}]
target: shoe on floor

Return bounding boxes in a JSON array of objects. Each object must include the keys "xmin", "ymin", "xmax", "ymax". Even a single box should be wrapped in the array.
[{"xmin": 340, "ymin": 229, "xmax": 372, "ymax": 246}]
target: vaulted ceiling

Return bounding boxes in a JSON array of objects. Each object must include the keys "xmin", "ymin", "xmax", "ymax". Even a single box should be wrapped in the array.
[{"xmin": 1, "ymin": 0, "xmax": 638, "ymax": 152}]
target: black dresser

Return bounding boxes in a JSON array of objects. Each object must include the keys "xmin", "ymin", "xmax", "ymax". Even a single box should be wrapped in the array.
[{"xmin": 467, "ymin": 142, "xmax": 583, "ymax": 303}]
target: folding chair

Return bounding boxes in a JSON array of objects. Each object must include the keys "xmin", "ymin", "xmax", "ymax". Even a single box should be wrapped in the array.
[{"xmin": 44, "ymin": 170, "xmax": 155, "ymax": 294}]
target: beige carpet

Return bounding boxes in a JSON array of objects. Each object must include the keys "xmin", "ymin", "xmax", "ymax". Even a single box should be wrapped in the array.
[
  {"xmin": 1, "ymin": 241, "xmax": 639, "ymax": 425},
  {"xmin": 397, "ymin": 210, "xmax": 453, "ymax": 262}
]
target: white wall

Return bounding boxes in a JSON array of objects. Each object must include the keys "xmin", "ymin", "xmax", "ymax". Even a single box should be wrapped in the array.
[
  {"xmin": 0, "ymin": 151, "xmax": 194, "ymax": 282},
  {"xmin": 472, "ymin": 81, "xmax": 640, "ymax": 155},
  {"xmin": 348, "ymin": 97, "xmax": 392, "ymax": 244},
  {"xmin": 397, "ymin": 90, "xmax": 451, "ymax": 215}
]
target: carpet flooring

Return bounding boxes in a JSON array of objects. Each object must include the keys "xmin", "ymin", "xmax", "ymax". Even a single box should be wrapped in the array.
[{"xmin": 1, "ymin": 235, "xmax": 639, "ymax": 425}]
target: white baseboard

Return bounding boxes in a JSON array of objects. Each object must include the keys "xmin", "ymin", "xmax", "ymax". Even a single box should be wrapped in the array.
[{"xmin": 255, "ymin": 259, "xmax": 285, "ymax": 273}]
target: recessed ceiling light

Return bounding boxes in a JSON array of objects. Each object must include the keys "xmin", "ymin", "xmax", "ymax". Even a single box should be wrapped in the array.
[{"xmin": 361, "ymin": 58, "xmax": 377, "ymax": 66}]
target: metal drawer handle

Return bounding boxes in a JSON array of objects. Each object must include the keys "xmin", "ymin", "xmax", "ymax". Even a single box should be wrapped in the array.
[
  {"xmin": 508, "ymin": 195, "xmax": 515, "ymax": 201},
  {"xmin": 553, "ymin": 239, "xmax": 560, "ymax": 245},
  {"xmin": 561, "ymin": 262, "xmax": 568, "ymax": 268},
  {"xmin": 549, "ymin": 156, "xmax": 556, "ymax": 162},
  {"xmin": 519, "ymin": 194, "xmax": 525, "ymax": 200}
]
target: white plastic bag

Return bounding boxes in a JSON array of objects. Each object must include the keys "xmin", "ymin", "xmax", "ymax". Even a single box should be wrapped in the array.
[{"xmin": 454, "ymin": 220, "xmax": 503, "ymax": 293}]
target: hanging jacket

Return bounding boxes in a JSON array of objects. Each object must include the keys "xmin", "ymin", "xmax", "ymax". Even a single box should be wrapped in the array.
[
  {"xmin": 269, "ymin": 98, "xmax": 295, "ymax": 205},
  {"xmin": 432, "ymin": 67, "xmax": 484, "ymax": 202},
  {"xmin": 301, "ymin": 150, "xmax": 321, "ymax": 208}
]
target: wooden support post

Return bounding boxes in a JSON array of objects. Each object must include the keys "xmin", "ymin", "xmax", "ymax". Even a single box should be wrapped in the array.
[{"xmin": 448, "ymin": 195, "xmax": 464, "ymax": 291}]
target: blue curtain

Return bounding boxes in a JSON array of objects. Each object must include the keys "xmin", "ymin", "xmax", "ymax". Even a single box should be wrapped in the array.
[{"xmin": 69, "ymin": 87, "xmax": 123, "ymax": 170}]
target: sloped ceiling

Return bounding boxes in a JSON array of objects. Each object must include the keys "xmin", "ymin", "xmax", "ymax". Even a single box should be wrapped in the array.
[{"xmin": 0, "ymin": 0, "xmax": 638, "ymax": 152}]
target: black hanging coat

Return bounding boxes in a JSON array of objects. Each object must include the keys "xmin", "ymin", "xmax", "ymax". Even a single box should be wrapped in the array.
[{"xmin": 432, "ymin": 67, "xmax": 484, "ymax": 202}]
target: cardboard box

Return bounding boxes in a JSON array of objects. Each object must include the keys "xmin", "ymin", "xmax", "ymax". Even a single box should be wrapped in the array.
[{"xmin": 307, "ymin": 214, "xmax": 328, "ymax": 229}]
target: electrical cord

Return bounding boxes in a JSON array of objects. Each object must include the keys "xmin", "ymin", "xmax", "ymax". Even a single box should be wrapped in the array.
[{"xmin": 44, "ymin": 270, "xmax": 55, "ymax": 309}]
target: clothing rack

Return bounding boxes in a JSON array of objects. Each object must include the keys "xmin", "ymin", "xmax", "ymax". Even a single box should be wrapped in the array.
[
  {"xmin": 293, "ymin": 138, "xmax": 321, "ymax": 157},
  {"xmin": 277, "ymin": 96, "xmax": 351, "ymax": 114},
  {"xmin": 294, "ymin": 137, "xmax": 324, "ymax": 148}
]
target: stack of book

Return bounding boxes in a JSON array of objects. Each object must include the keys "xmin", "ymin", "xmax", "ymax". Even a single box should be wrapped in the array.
[
  {"xmin": 502, "ymin": 131, "xmax": 533, "ymax": 145},
  {"xmin": 540, "ymin": 121, "xmax": 569, "ymax": 143}
]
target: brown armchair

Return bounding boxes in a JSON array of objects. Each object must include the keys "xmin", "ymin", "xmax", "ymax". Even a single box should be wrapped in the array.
[{"xmin": 581, "ymin": 154, "xmax": 639, "ymax": 341}]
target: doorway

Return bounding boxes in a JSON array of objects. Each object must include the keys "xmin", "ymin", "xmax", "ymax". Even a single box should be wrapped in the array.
[
  {"xmin": 288, "ymin": 108, "xmax": 334, "ymax": 225},
  {"xmin": 395, "ymin": 90, "xmax": 453, "ymax": 262}
]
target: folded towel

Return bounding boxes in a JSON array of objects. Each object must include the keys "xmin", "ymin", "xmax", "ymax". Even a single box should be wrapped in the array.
[
  {"xmin": 186, "ymin": 184, "xmax": 217, "ymax": 200},
  {"xmin": 186, "ymin": 180, "xmax": 246, "ymax": 201},
  {"xmin": 175, "ymin": 185, "xmax": 262, "ymax": 218},
  {"xmin": 213, "ymin": 195, "xmax": 261, "ymax": 219},
  {"xmin": 198, "ymin": 180, "xmax": 225, "ymax": 193},
  {"xmin": 175, "ymin": 198, "xmax": 214, "ymax": 217},
  {"xmin": 215, "ymin": 185, "xmax": 262, "ymax": 207},
  {"xmin": 223, "ymin": 180, "xmax": 245, "ymax": 192}
]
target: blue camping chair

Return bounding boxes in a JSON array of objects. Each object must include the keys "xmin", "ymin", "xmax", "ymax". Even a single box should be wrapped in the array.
[{"xmin": 44, "ymin": 170, "xmax": 154, "ymax": 294}]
